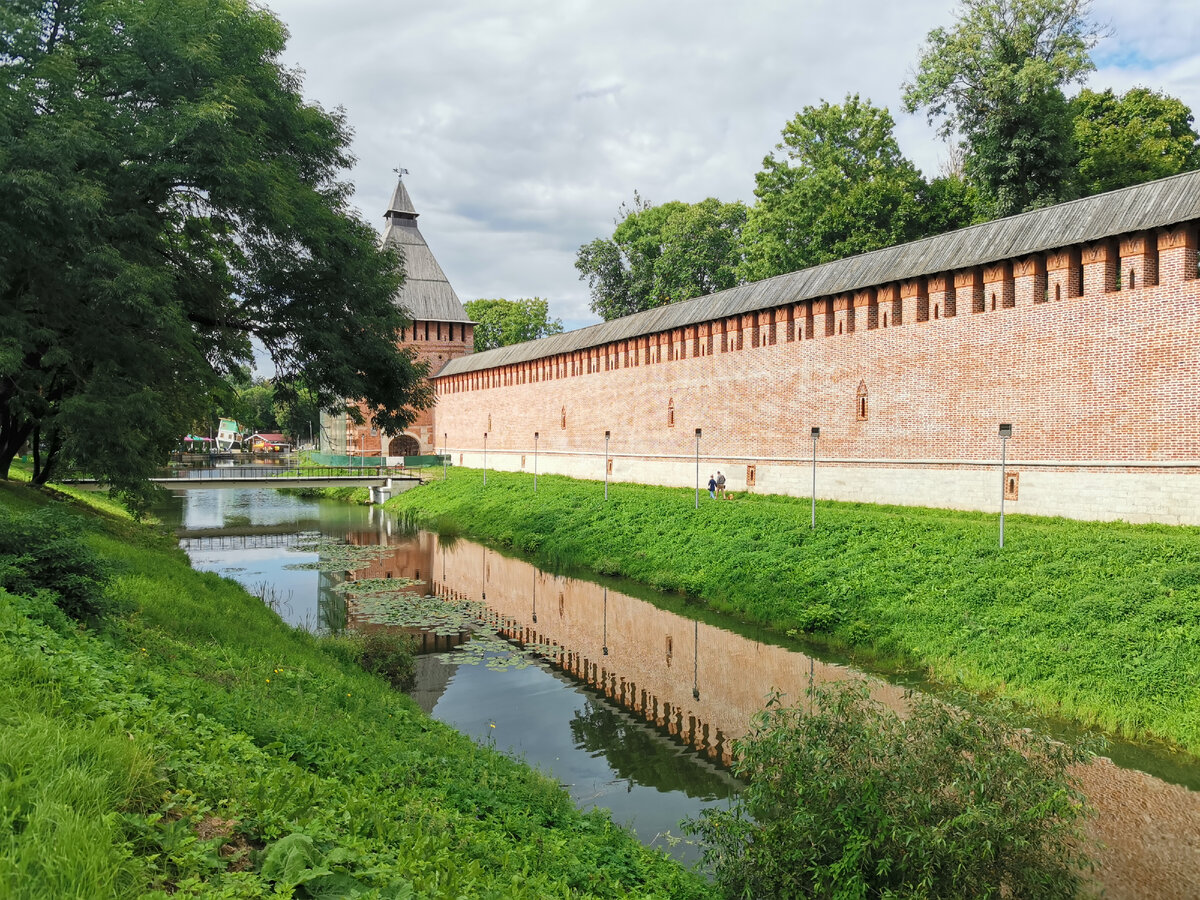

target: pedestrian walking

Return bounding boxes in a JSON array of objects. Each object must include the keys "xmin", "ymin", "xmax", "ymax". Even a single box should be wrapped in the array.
[
  {"xmin": 715, "ymin": 470, "xmax": 726, "ymax": 497},
  {"xmin": 707, "ymin": 474, "xmax": 716, "ymax": 499}
]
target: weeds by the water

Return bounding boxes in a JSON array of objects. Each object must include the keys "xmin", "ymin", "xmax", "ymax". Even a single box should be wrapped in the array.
[{"xmin": 0, "ymin": 481, "xmax": 707, "ymax": 899}]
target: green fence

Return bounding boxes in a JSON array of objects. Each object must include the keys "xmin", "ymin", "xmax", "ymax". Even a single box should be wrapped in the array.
[{"xmin": 308, "ymin": 452, "xmax": 450, "ymax": 468}]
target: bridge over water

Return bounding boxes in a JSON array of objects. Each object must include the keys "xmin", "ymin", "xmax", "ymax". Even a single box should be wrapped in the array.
[{"xmin": 62, "ymin": 466, "xmax": 423, "ymax": 494}]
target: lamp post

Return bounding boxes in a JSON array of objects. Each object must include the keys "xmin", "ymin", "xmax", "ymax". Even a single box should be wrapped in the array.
[
  {"xmin": 483, "ymin": 431, "xmax": 487, "ymax": 486},
  {"xmin": 999, "ymin": 423, "xmax": 1012, "ymax": 548},
  {"xmin": 532, "ymin": 570, "xmax": 537, "ymax": 623},
  {"xmin": 533, "ymin": 432, "xmax": 539, "ymax": 492},
  {"xmin": 308, "ymin": 421, "xmax": 313, "ymax": 451},
  {"xmin": 694, "ymin": 427, "xmax": 702, "ymax": 509},
  {"xmin": 810, "ymin": 427, "xmax": 820, "ymax": 530},
  {"xmin": 443, "ymin": 432, "xmax": 448, "ymax": 480},
  {"xmin": 604, "ymin": 430, "xmax": 610, "ymax": 501}
]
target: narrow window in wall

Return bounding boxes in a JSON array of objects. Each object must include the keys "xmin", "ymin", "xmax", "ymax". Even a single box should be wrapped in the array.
[
  {"xmin": 934, "ymin": 304, "xmax": 940, "ymax": 319},
  {"xmin": 607, "ymin": 458, "xmax": 613, "ymax": 474},
  {"xmin": 400, "ymin": 327, "xmax": 406, "ymax": 341},
  {"xmin": 487, "ymin": 414, "xmax": 492, "ymax": 432},
  {"xmin": 1129, "ymin": 269, "xmax": 1137, "ymax": 289},
  {"xmin": 745, "ymin": 465, "xmax": 756, "ymax": 487},
  {"xmin": 838, "ymin": 321, "xmax": 843, "ymax": 335},
  {"xmin": 1055, "ymin": 284, "xmax": 1061, "ymax": 301},
  {"xmin": 856, "ymin": 381, "xmax": 868, "ymax": 421},
  {"xmin": 882, "ymin": 312, "xmax": 888, "ymax": 328},
  {"xmin": 990, "ymin": 292, "xmax": 997, "ymax": 311},
  {"xmin": 1004, "ymin": 472, "xmax": 1019, "ymax": 500},
  {"xmin": 667, "ymin": 398, "xmax": 675, "ymax": 427},
  {"xmin": 521, "ymin": 455, "xmax": 526, "ymax": 468},
  {"xmin": 561, "ymin": 406, "xmax": 567, "ymax": 429}
]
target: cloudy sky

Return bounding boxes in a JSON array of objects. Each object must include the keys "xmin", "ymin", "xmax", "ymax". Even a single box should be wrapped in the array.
[{"xmin": 262, "ymin": 0, "xmax": 1200, "ymax": 333}]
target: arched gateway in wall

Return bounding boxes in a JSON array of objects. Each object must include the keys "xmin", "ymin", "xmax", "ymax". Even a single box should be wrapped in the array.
[
  {"xmin": 389, "ymin": 435, "xmax": 420, "ymax": 457},
  {"xmin": 431, "ymin": 170, "xmax": 1200, "ymax": 526}
]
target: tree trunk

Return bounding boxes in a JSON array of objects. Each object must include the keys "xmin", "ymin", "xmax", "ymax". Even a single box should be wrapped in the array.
[{"xmin": 0, "ymin": 415, "xmax": 34, "ymax": 481}]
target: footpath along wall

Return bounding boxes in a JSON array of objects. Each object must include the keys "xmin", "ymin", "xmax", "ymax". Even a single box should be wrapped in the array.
[{"xmin": 431, "ymin": 172, "xmax": 1200, "ymax": 525}]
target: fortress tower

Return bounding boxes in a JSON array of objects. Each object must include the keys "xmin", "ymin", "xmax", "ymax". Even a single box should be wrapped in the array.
[{"xmin": 324, "ymin": 176, "xmax": 474, "ymax": 458}]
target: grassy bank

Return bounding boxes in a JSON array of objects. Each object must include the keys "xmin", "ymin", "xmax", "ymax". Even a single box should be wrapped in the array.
[
  {"xmin": 0, "ymin": 482, "xmax": 708, "ymax": 899},
  {"xmin": 386, "ymin": 470, "xmax": 1200, "ymax": 755}
]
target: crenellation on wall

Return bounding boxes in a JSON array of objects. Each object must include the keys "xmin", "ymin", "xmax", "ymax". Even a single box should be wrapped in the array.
[
  {"xmin": 1083, "ymin": 239, "xmax": 1118, "ymax": 295},
  {"xmin": 1156, "ymin": 222, "xmax": 1198, "ymax": 283},
  {"xmin": 927, "ymin": 273, "xmax": 954, "ymax": 319},
  {"xmin": 1013, "ymin": 255, "xmax": 1047, "ymax": 305},
  {"xmin": 983, "ymin": 260, "xmax": 1014, "ymax": 310},
  {"xmin": 1119, "ymin": 231, "xmax": 1159, "ymax": 290}
]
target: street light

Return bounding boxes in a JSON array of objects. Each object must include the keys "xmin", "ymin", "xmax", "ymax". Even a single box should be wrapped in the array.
[
  {"xmin": 810, "ymin": 427, "xmax": 820, "ymax": 530},
  {"xmin": 443, "ymin": 432, "xmax": 447, "ymax": 480},
  {"xmin": 533, "ymin": 431, "xmax": 539, "ymax": 492},
  {"xmin": 695, "ymin": 427, "xmax": 702, "ymax": 509},
  {"xmin": 999, "ymin": 423, "xmax": 1012, "ymax": 548},
  {"xmin": 483, "ymin": 431, "xmax": 487, "ymax": 486},
  {"xmin": 604, "ymin": 430, "xmax": 610, "ymax": 501}
]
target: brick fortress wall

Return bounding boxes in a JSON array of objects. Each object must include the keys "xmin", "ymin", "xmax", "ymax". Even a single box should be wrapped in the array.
[{"xmin": 432, "ymin": 224, "xmax": 1200, "ymax": 525}]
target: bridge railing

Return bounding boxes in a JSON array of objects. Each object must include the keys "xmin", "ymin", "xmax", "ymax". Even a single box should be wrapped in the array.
[{"xmin": 160, "ymin": 463, "xmax": 413, "ymax": 480}]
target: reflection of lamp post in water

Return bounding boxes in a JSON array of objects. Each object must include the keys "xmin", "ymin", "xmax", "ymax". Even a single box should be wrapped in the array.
[
  {"xmin": 531, "ymin": 570, "xmax": 537, "ymax": 623},
  {"xmin": 692, "ymin": 618, "xmax": 700, "ymax": 701},
  {"xmin": 602, "ymin": 587, "xmax": 608, "ymax": 655},
  {"xmin": 481, "ymin": 548, "xmax": 486, "ymax": 601}
]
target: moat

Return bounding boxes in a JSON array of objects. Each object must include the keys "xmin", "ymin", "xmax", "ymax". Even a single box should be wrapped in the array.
[{"xmin": 157, "ymin": 481, "xmax": 1200, "ymax": 896}]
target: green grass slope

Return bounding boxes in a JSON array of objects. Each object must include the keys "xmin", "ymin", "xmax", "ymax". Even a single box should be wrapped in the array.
[
  {"xmin": 0, "ymin": 482, "xmax": 708, "ymax": 899},
  {"xmin": 387, "ymin": 470, "xmax": 1200, "ymax": 755}
]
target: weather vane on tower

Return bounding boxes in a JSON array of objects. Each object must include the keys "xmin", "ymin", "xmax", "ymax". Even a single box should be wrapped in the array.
[{"xmin": 393, "ymin": 166, "xmax": 409, "ymax": 180}]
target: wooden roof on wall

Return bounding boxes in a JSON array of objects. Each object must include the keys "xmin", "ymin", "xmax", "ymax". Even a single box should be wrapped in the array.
[{"xmin": 436, "ymin": 169, "xmax": 1200, "ymax": 377}]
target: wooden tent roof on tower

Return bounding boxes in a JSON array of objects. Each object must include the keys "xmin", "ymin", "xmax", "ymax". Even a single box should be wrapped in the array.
[{"xmin": 382, "ymin": 178, "xmax": 471, "ymax": 323}]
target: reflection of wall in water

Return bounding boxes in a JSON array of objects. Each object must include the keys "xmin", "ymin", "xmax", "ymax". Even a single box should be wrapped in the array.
[{"xmin": 425, "ymin": 537, "xmax": 909, "ymax": 765}]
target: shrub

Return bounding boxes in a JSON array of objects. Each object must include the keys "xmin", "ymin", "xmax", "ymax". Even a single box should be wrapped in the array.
[
  {"xmin": 0, "ymin": 506, "xmax": 114, "ymax": 621},
  {"xmin": 684, "ymin": 682, "xmax": 1098, "ymax": 899},
  {"xmin": 322, "ymin": 629, "xmax": 417, "ymax": 690}
]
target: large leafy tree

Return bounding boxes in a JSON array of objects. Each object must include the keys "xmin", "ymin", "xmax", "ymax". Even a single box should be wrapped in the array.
[
  {"xmin": 0, "ymin": 0, "xmax": 431, "ymax": 505},
  {"xmin": 1072, "ymin": 87, "xmax": 1200, "ymax": 196},
  {"xmin": 575, "ymin": 195, "xmax": 747, "ymax": 320},
  {"xmin": 462, "ymin": 298, "xmax": 563, "ymax": 353},
  {"xmin": 903, "ymin": 0, "xmax": 1103, "ymax": 217},
  {"xmin": 740, "ymin": 95, "xmax": 933, "ymax": 281}
]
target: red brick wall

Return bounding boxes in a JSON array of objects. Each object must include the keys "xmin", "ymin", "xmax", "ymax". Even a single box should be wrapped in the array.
[{"xmin": 430, "ymin": 223, "xmax": 1200, "ymax": 520}]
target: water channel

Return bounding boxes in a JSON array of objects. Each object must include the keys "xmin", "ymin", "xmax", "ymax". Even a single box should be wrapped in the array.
[{"xmin": 157, "ymin": 477, "xmax": 1200, "ymax": 897}]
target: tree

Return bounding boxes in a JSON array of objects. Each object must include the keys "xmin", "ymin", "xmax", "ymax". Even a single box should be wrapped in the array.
[
  {"xmin": 684, "ymin": 683, "xmax": 1098, "ymax": 899},
  {"xmin": 903, "ymin": 0, "xmax": 1104, "ymax": 217},
  {"xmin": 1072, "ymin": 87, "xmax": 1200, "ymax": 196},
  {"xmin": 0, "ymin": 0, "xmax": 432, "ymax": 507},
  {"xmin": 575, "ymin": 195, "xmax": 748, "ymax": 320},
  {"xmin": 462, "ymin": 298, "xmax": 564, "ymax": 353},
  {"xmin": 740, "ymin": 95, "xmax": 931, "ymax": 281}
]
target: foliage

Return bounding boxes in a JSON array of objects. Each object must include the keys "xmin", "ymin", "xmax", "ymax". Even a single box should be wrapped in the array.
[
  {"xmin": 684, "ymin": 683, "xmax": 1096, "ymax": 899},
  {"xmin": 740, "ymin": 95, "xmax": 945, "ymax": 281},
  {"xmin": 324, "ymin": 629, "xmax": 418, "ymax": 690},
  {"xmin": 1072, "ymin": 87, "xmax": 1200, "ymax": 196},
  {"xmin": 0, "ymin": 481, "xmax": 707, "ymax": 898},
  {"xmin": 576, "ymin": 194, "xmax": 748, "ymax": 320},
  {"xmin": 0, "ymin": 0, "xmax": 432, "ymax": 502},
  {"xmin": 0, "ymin": 504, "xmax": 113, "ymax": 621},
  {"xmin": 903, "ymin": 0, "xmax": 1104, "ymax": 216},
  {"xmin": 388, "ymin": 469, "xmax": 1200, "ymax": 754},
  {"xmin": 463, "ymin": 297, "xmax": 564, "ymax": 352}
]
